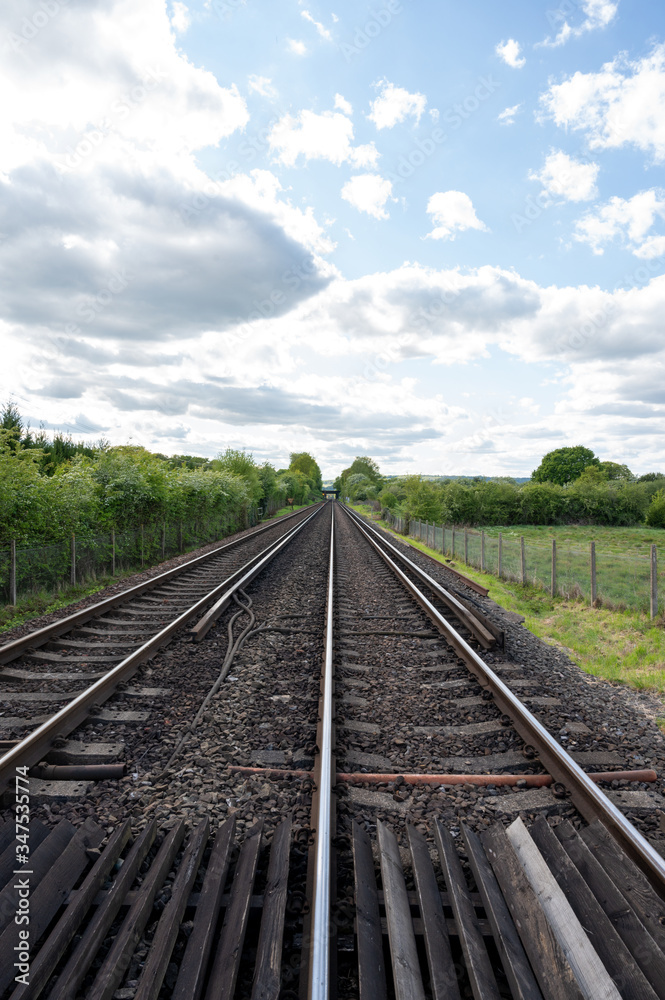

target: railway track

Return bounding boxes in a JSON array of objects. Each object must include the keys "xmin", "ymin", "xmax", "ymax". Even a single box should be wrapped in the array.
[
  {"xmin": 0, "ymin": 500, "xmax": 664, "ymax": 999},
  {"xmin": 0, "ymin": 502, "xmax": 323, "ymax": 790}
]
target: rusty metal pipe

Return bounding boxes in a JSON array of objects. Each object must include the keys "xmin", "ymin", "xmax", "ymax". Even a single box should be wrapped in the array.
[
  {"xmin": 227, "ymin": 765, "xmax": 657, "ymax": 786},
  {"xmin": 29, "ymin": 763, "xmax": 127, "ymax": 780}
]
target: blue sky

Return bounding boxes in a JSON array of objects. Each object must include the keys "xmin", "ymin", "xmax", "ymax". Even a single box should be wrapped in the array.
[{"xmin": 2, "ymin": 0, "xmax": 665, "ymax": 476}]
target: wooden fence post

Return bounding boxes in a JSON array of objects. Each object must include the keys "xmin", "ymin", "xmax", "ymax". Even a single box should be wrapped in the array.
[
  {"xmin": 451, "ymin": 527, "xmax": 456, "ymax": 560},
  {"xmin": 551, "ymin": 539, "xmax": 556, "ymax": 598},
  {"xmin": 140, "ymin": 524, "xmax": 144, "ymax": 567},
  {"xmin": 178, "ymin": 521, "xmax": 183, "ymax": 552},
  {"xmin": 464, "ymin": 527, "xmax": 468, "ymax": 564},
  {"xmin": 70, "ymin": 533, "xmax": 76, "ymax": 586},
  {"xmin": 9, "ymin": 539, "xmax": 17, "ymax": 606},
  {"xmin": 590, "ymin": 541, "xmax": 597, "ymax": 606},
  {"xmin": 520, "ymin": 536, "xmax": 526, "ymax": 585},
  {"xmin": 481, "ymin": 531, "xmax": 485, "ymax": 572},
  {"xmin": 111, "ymin": 528, "xmax": 116, "ymax": 576},
  {"xmin": 442, "ymin": 525, "xmax": 446, "ymax": 555},
  {"xmin": 162, "ymin": 521, "xmax": 166, "ymax": 559},
  {"xmin": 498, "ymin": 532, "xmax": 502, "ymax": 577},
  {"xmin": 651, "ymin": 545, "xmax": 658, "ymax": 619}
]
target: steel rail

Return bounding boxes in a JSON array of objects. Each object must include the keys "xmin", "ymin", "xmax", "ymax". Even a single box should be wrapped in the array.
[
  {"xmin": 0, "ymin": 502, "xmax": 322, "ymax": 665},
  {"xmin": 190, "ymin": 506, "xmax": 324, "ymax": 640},
  {"xmin": 0, "ymin": 505, "xmax": 324, "ymax": 791},
  {"xmin": 308, "ymin": 501, "xmax": 335, "ymax": 1000},
  {"xmin": 340, "ymin": 505, "xmax": 665, "ymax": 895},
  {"xmin": 342, "ymin": 505, "xmax": 500, "ymax": 648}
]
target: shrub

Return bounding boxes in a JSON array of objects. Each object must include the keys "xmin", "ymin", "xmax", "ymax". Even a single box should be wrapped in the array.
[{"xmin": 645, "ymin": 490, "xmax": 665, "ymax": 528}]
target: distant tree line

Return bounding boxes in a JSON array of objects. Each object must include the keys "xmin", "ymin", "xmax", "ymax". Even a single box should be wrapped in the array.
[
  {"xmin": 337, "ymin": 446, "xmax": 665, "ymax": 528},
  {"xmin": 0, "ymin": 402, "xmax": 323, "ymax": 546}
]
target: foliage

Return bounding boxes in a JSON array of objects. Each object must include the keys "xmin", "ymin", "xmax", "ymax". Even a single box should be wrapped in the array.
[
  {"xmin": 352, "ymin": 451, "xmax": 665, "ymax": 529},
  {"xmin": 0, "ymin": 403, "xmax": 322, "ymax": 547},
  {"xmin": 336, "ymin": 455, "xmax": 384, "ymax": 501},
  {"xmin": 213, "ymin": 448, "xmax": 263, "ymax": 504},
  {"xmin": 289, "ymin": 452, "xmax": 322, "ymax": 490},
  {"xmin": 531, "ymin": 446, "xmax": 599, "ymax": 485},
  {"xmin": 645, "ymin": 490, "xmax": 665, "ymax": 529},
  {"xmin": 379, "ymin": 489, "xmax": 397, "ymax": 509}
]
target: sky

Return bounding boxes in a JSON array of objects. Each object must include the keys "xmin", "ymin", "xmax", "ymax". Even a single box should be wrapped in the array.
[{"xmin": 2, "ymin": 0, "xmax": 665, "ymax": 478}]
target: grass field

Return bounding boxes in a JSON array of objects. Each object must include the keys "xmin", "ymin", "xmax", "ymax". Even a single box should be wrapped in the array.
[
  {"xmin": 407, "ymin": 520, "xmax": 664, "ymax": 614},
  {"xmin": 351, "ymin": 505, "xmax": 665, "ymax": 699}
]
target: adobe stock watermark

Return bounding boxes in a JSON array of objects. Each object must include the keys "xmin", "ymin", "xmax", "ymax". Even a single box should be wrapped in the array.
[
  {"xmin": 545, "ymin": 0, "xmax": 590, "ymax": 28},
  {"xmin": 180, "ymin": 113, "xmax": 285, "ymax": 225},
  {"xmin": 8, "ymin": 0, "xmax": 70, "ymax": 54},
  {"xmin": 384, "ymin": 75, "xmax": 501, "ymax": 187},
  {"xmin": 57, "ymin": 68, "xmax": 167, "ymax": 172},
  {"xmin": 512, "ymin": 145, "xmax": 612, "ymax": 234},
  {"xmin": 339, "ymin": 0, "xmax": 411, "ymax": 62},
  {"xmin": 223, "ymin": 252, "xmax": 320, "ymax": 348},
  {"xmin": 210, "ymin": 0, "xmax": 247, "ymax": 18},
  {"xmin": 62, "ymin": 267, "xmax": 134, "ymax": 338},
  {"xmin": 14, "ymin": 766, "xmax": 31, "ymax": 987},
  {"xmin": 555, "ymin": 252, "xmax": 665, "ymax": 355},
  {"xmin": 356, "ymin": 276, "xmax": 467, "ymax": 386}
]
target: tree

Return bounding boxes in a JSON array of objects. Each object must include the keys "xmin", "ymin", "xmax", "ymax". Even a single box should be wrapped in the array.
[
  {"xmin": 347, "ymin": 456, "xmax": 381, "ymax": 482},
  {"xmin": 598, "ymin": 461, "xmax": 633, "ymax": 481},
  {"xmin": 531, "ymin": 446, "xmax": 599, "ymax": 486},
  {"xmin": 289, "ymin": 452, "xmax": 322, "ymax": 490},
  {"xmin": 638, "ymin": 472, "xmax": 665, "ymax": 482},
  {"xmin": 213, "ymin": 448, "xmax": 263, "ymax": 504}
]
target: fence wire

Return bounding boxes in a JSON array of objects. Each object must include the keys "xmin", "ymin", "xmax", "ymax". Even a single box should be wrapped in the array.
[
  {"xmin": 1, "ymin": 504, "xmax": 268, "ymax": 605},
  {"xmin": 380, "ymin": 510, "xmax": 663, "ymax": 616}
]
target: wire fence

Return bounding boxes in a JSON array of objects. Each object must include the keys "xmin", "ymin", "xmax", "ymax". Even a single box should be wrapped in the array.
[
  {"xmin": 381, "ymin": 510, "xmax": 663, "ymax": 617},
  {"xmin": 0, "ymin": 499, "xmax": 282, "ymax": 606}
]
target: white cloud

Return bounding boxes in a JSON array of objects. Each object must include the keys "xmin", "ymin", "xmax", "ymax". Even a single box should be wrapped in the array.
[
  {"xmin": 170, "ymin": 2, "xmax": 190, "ymax": 33},
  {"xmin": 574, "ymin": 189, "xmax": 665, "ymax": 255},
  {"xmin": 540, "ymin": 43, "xmax": 665, "ymax": 162},
  {"xmin": 497, "ymin": 103, "xmax": 522, "ymax": 125},
  {"xmin": 341, "ymin": 174, "xmax": 393, "ymax": 220},
  {"xmin": 633, "ymin": 235, "xmax": 665, "ymax": 259},
  {"xmin": 538, "ymin": 0, "xmax": 618, "ymax": 48},
  {"xmin": 495, "ymin": 39, "xmax": 525, "ymax": 69},
  {"xmin": 368, "ymin": 80, "xmax": 427, "ymax": 129},
  {"xmin": 0, "ymin": 0, "xmax": 249, "ymax": 177},
  {"xmin": 248, "ymin": 75, "xmax": 278, "ymax": 99},
  {"xmin": 268, "ymin": 107, "xmax": 378, "ymax": 167},
  {"xmin": 528, "ymin": 150, "xmax": 599, "ymax": 202},
  {"xmin": 425, "ymin": 191, "xmax": 488, "ymax": 240},
  {"xmin": 334, "ymin": 93, "xmax": 353, "ymax": 116},
  {"xmin": 287, "ymin": 38, "xmax": 307, "ymax": 55},
  {"xmin": 301, "ymin": 9, "xmax": 332, "ymax": 41}
]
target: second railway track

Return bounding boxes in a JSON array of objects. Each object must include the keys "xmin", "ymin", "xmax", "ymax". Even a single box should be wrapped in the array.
[{"xmin": 1, "ymin": 500, "xmax": 664, "ymax": 1000}]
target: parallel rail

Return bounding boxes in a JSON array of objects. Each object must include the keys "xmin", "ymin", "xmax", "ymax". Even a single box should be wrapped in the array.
[
  {"xmin": 339, "ymin": 502, "xmax": 665, "ymax": 895},
  {"xmin": 0, "ymin": 504, "xmax": 324, "ymax": 791}
]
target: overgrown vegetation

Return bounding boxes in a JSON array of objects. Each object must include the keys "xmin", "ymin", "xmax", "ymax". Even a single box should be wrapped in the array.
[
  {"xmin": 337, "ymin": 447, "xmax": 665, "ymax": 528},
  {"xmin": 0, "ymin": 402, "xmax": 323, "ymax": 546}
]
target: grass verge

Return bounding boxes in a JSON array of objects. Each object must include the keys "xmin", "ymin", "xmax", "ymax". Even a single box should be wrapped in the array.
[
  {"xmin": 350, "ymin": 505, "xmax": 665, "ymax": 697},
  {"xmin": 0, "ymin": 575, "xmax": 130, "ymax": 634}
]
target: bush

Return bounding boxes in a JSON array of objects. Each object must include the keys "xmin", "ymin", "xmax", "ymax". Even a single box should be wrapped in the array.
[{"xmin": 645, "ymin": 490, "xmax": 665, "ymax": 528}]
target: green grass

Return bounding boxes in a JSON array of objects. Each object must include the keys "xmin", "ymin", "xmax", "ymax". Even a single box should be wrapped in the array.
[
  {"xmin": 267, "ymin": 504, "xmax": 310, "ymax": 518},
  {"xmin": 0, "ymin": 574, "xmax": 130, "ymax": 634},
  {"xmin": 405, "ymin": 520, "xmax": 664, "ymax": 614},
  {"xmin": 351, "ymin": 505, "xmax": 665, "ymax": 695}
]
